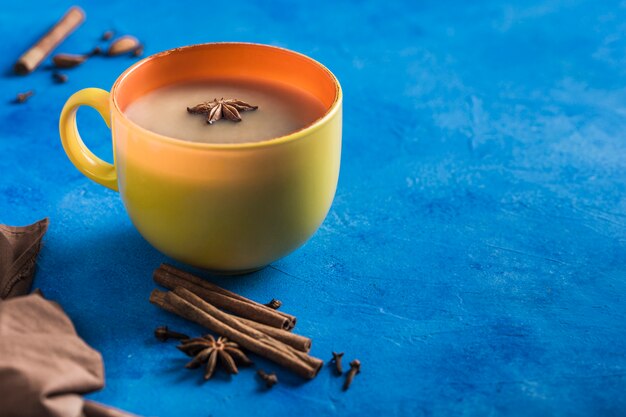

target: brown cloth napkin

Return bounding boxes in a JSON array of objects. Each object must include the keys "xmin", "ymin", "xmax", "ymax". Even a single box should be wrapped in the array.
[
  {"xmin": 0, "ymin": 218, "xmax": 49, "ymax": 299},
  {"xmin": 0, "ymin": 293, "xmax": 140, "ymax": 417},
  {"xmin": 0, "ymin": 219, "xmax": 141, "ymax": 416}
]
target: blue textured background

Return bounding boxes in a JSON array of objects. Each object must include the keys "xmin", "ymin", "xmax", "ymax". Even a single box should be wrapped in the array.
[{"xmin": 1, "ymin": 1, "xmax": 625, "ymax": 416}]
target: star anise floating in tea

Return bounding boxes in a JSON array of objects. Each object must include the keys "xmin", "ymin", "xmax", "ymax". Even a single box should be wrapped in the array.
[
  {"xmin": 187, "ymin": 98, "xmax": 258, "ymax": 124},
  {"xmin": 178, "ymin": 334, "xmax": 252, "ymax": 380}
]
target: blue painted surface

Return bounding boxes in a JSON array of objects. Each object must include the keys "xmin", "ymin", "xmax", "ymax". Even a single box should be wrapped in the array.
[{"xmin": 1, "ymin": 0, "xmax": 625, "ymax": 415}]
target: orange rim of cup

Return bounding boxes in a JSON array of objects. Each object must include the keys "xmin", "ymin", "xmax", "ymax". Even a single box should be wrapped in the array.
[{"xmin": 110, "ymin": 42, "xmax": 343, "ymax": 150}]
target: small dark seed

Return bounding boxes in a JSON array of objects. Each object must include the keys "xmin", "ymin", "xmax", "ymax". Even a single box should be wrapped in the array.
[
  {"xmin": 15, "ymin": 90, "xmax": 34, "ymax": 104},
  {"xmin": 257, "ymin": 369, "xmax": 278, "ymax": 388},
  {"xmin": 132, "ymin": 45, "xmax": 144, "ymax": 57},
  {"xmin": 342, "ymin": 359, "xmax": 361, "ymax": 391},
  {"xmin": 154, "ymin": 325, "xmax": 189, "ymax": 342},
  {"xmin": 52, "ymin": 72, "xmax": 68, "ymax": 83},
  {"xmin": 331, "ymin": 352, "xmax": 344, "ymax": 375}
]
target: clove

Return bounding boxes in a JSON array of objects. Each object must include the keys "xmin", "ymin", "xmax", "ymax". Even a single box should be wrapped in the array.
[
  {"xmin": 101, "ymin": 30, "xmax": 114, "ymax": 41},
  {"xmin": 132, "ymin": 44, "xmax": 144, "ymax": 57},
  {"xmin": 257, "ymin": 369, "xmax": 278, "ymax": 388},
  {"xmin": 52, "ymin": 72, "xmax": 68, "ymax": 83},
  {"xmin": 331, "ymin": 351, "xmax": 344, "ymax": 375},
  {"xmin": 342, "ymin": 359, "xmax": 360, "ymax": 391},
  {"xmin": 15, "ymin": 90, "xmax": 34, "ymax": 104},
  {"xmin": 88, "ymin": 46, "xmax": 102, "ymax": 57},
  {"xmin": 264, "ymin": 299, "xmax": 282, "ymax": 310},
  {"xmin": 154, "ymin": 326, "xmax": 190, "ymax": 342}
]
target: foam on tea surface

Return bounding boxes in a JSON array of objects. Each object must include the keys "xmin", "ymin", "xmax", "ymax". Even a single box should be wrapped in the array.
[{"xmin": 124, "ymin": 79, "xmax": 327, "ymax": 144}]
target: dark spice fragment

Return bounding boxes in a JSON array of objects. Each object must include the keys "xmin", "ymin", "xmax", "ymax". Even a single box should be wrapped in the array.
[
  {"xmin": 88, "ymin": 46, "xmax": 102, "ymax": 57},
  {"xmin": 154, "ymin": 326, "xmax": 189, "ymax": 342},
  {"xmin": 257, "ymin": 369, "xmax": 278, "ymax": 388},
  {"xmin": 331, "ymin": 352, "xmax": 344, "ymax": 375},
  {"xmin": 52, "ymin": 72, "xmax": 68, "ymax": 83},
  {"xmin": 343, "ymin": 359, "xmax": 361, "ymax": 391},
  {"xmin": 132, "ymin": 45, "xmax": 144, "ymax": 57},
  {"xmin": 264, "ymin": 299, "xmax": 282, "ymax": 310},
  {"xmin": 15, "ymin": 91, "xmax": 34, "ymax": 104},
  {"xmin": 101, "ymin": 30, "xmax": 114, "ymax": 41}
]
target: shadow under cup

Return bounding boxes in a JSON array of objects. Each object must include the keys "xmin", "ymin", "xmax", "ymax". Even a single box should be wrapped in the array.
[{"xmin": 105, "ymin": 43, "xmax": 342, "ymax": 273}]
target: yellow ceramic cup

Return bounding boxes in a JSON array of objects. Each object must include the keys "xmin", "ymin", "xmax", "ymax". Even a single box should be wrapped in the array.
[{"xmin": 59, "ymin": 43, "xmax": 342, "ymax": 273}]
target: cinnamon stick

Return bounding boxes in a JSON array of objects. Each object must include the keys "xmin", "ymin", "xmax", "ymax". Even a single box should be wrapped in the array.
[
  {"xmin": 158, "ymin": 264, "xmax": 296, "ymax": 325},
  {"xmin": 171, "ymin": 286, "xmax": 322, "ymax": 372},
  {"xmin": 150, "ymin": 288, "xmax": 322, "ymax": 379},
  {"xmin": 14, "ymin": 7, "xmax": 85, "ymax": 75},
  {"xmin": 236, "ymin": 316, "xmax": 311, "ymax": 352},
  {"xmin": 154, "ymin": 265, "xmax": 296, "ymax": 330}
]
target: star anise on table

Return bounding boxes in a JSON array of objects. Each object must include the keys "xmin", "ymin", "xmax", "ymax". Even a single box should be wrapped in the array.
[
  {"xmin": 178, "ymin": 335, "xmax": 252, "ymax": 379},
  {"xmin": 187, "ymin": 98, "xmax": 258, "ymax": 124}
]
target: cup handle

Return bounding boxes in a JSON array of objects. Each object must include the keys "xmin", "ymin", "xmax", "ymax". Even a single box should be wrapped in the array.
[{"xmin": 59, "ymin": 88, "xmax": 118, "ymax": 191}]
